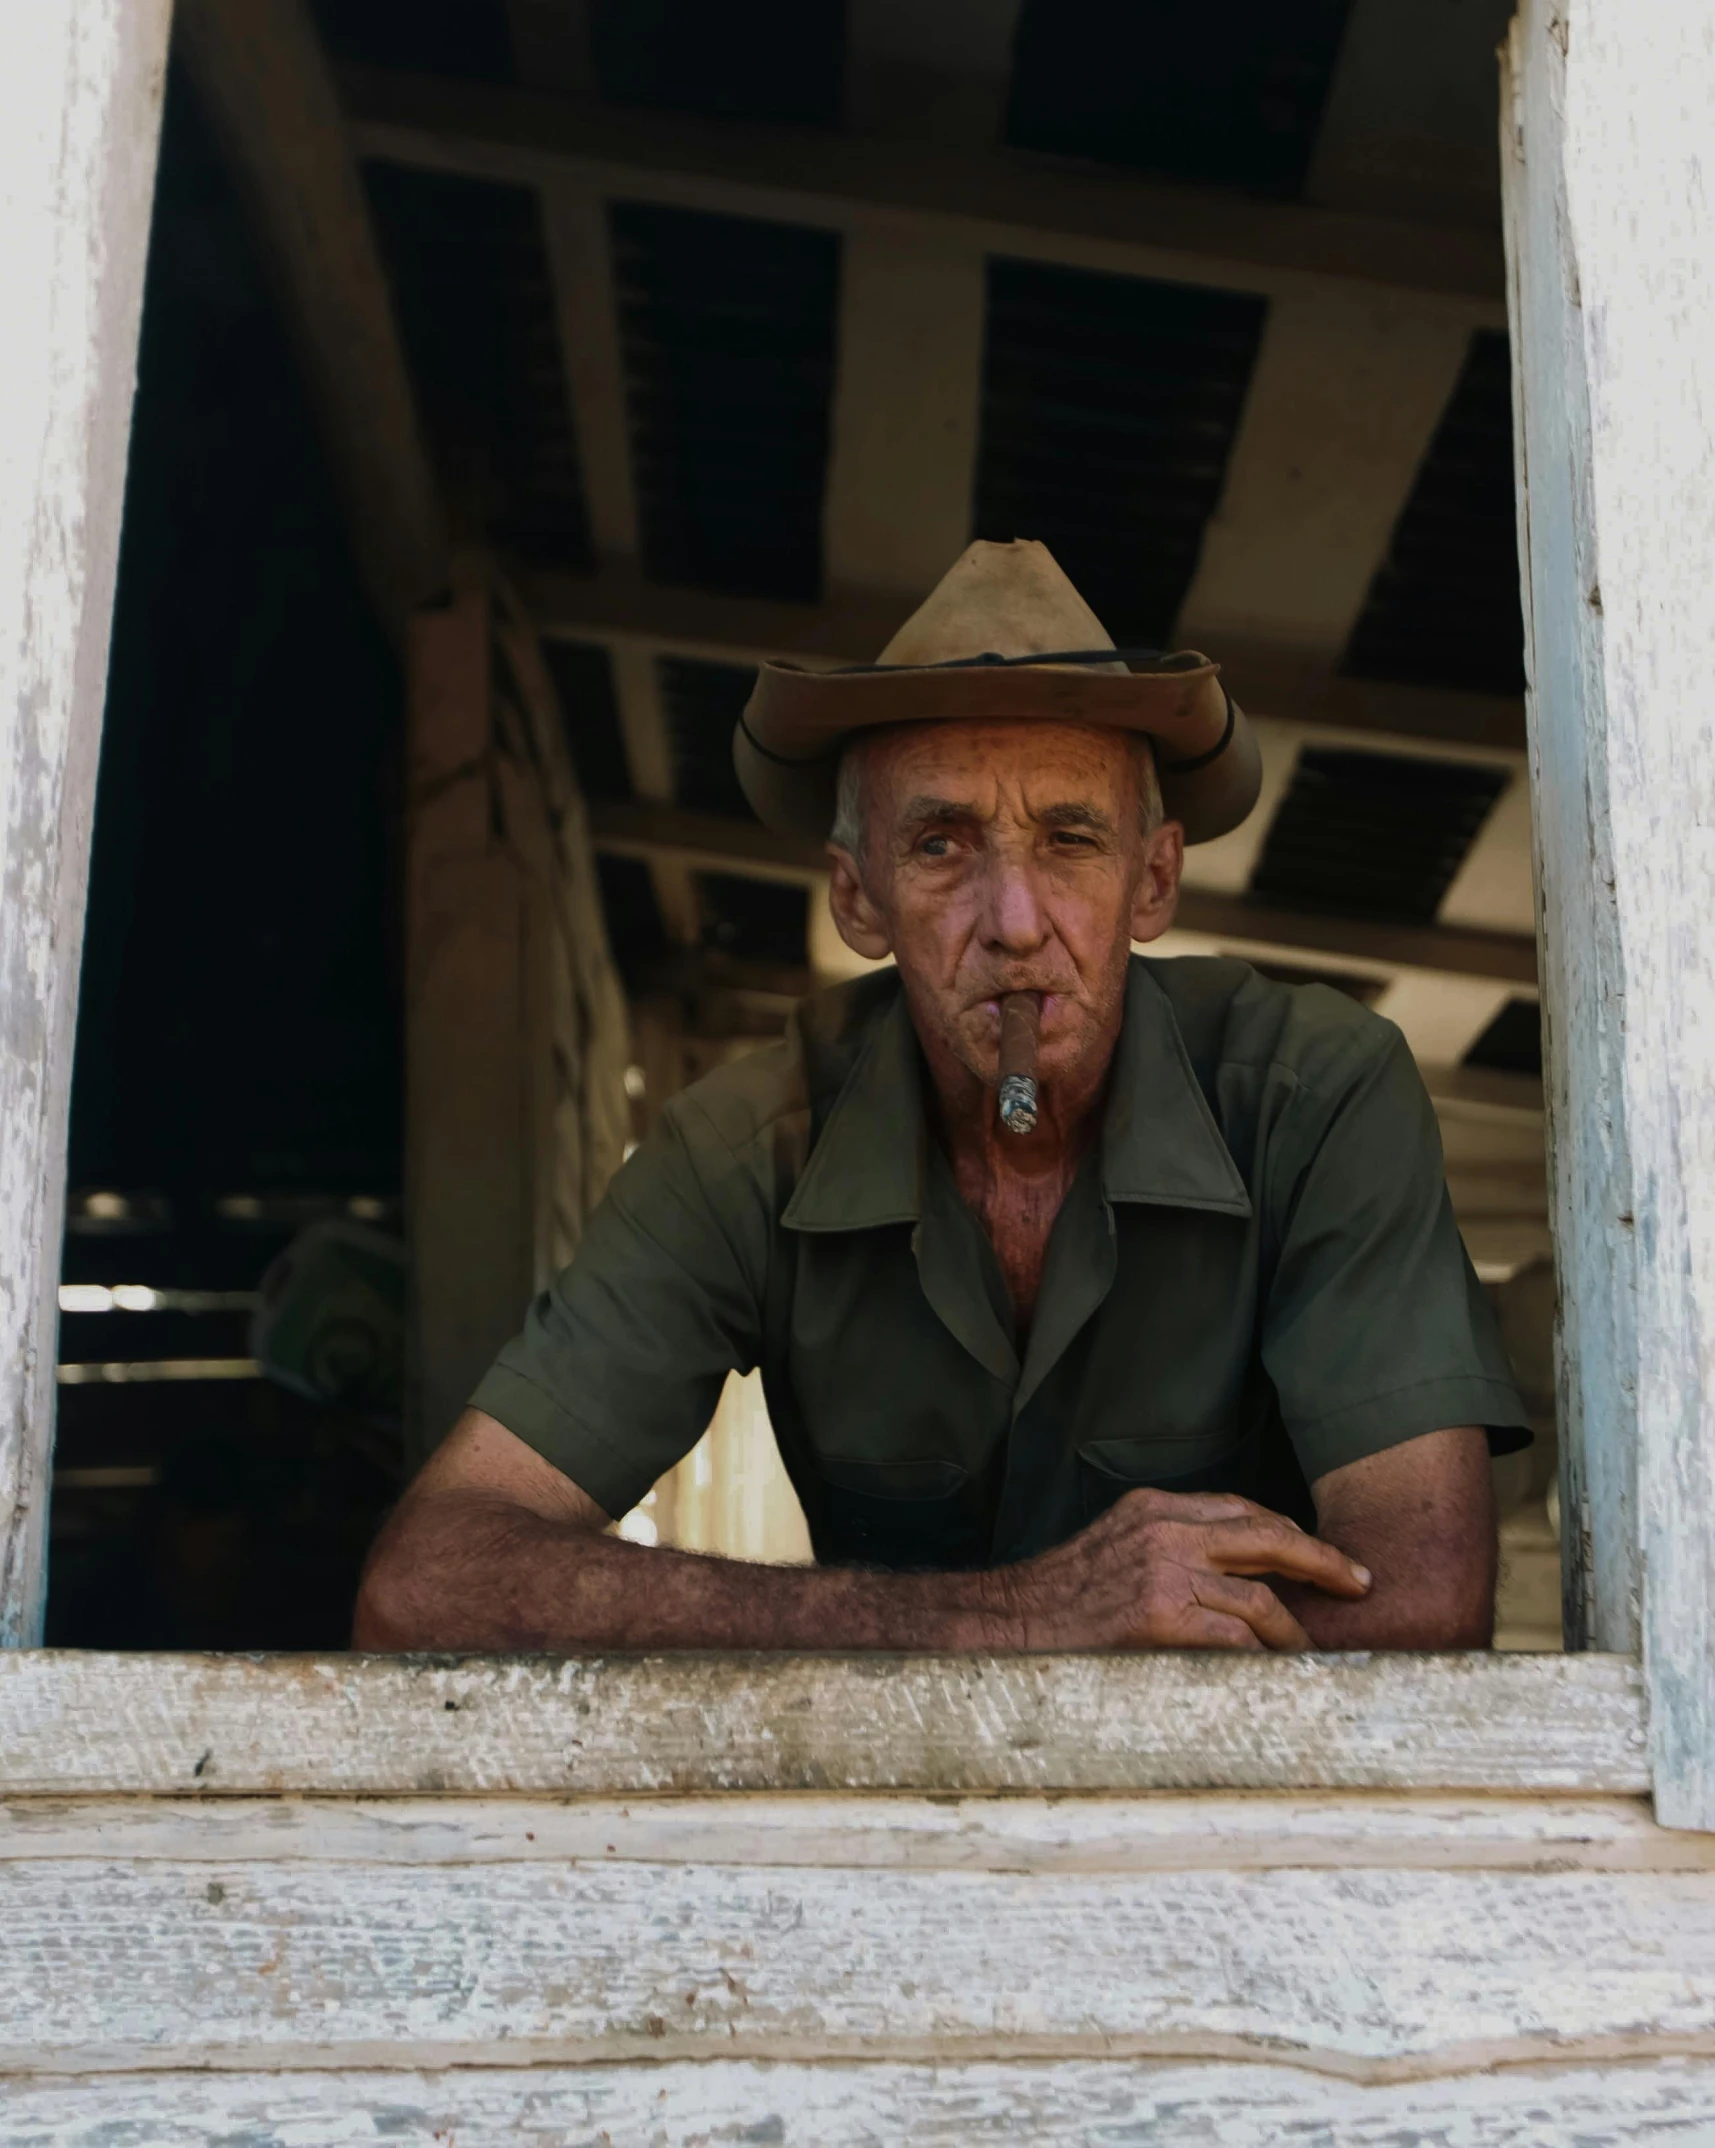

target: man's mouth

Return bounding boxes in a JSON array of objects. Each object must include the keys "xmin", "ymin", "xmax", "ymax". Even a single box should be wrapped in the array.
[{"xmin": 978, "ymin": 989, "xmax": 1058, "ymax": 1022}]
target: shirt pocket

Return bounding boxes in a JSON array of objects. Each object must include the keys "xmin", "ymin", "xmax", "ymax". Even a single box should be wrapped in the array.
[
  {"xmin": 805, "ymin": 1454, "xmax": 985, "ymax": 1572},
  {"xmin": 1075, "ymin": 1425, "xmax": 1258, "ymax": 1526}
]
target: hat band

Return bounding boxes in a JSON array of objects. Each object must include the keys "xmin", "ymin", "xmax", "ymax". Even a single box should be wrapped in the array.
[
  {"xmin": 741, "ymin": 676, "xmax": 1237, "ymax": 772},
  {"xmin": 737, "ymin": 710, "xmax": 804, "ymax": 767},
  {"xmin": 1156, "ymin": 689, "xmax": 1236, "ymax": 776}
]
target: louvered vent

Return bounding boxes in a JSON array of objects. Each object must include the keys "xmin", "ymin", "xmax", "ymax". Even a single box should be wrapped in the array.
[
  {"xmin": 543, "ymin": 641, "xmax": 631, "ymax": 802},
  {"xmin": 975, "ymin": 259, "xmax": 1266, "ymax": 644},
  {"xmin": 699, "ymin": 874, "xmax": 810, "ymax": 968},
  {"xmin": 1342, "ymin": 331, "xmax": 1525, "ymax": 695},
  {"xmin": 1007, "ymin": 0, "xmax": 1351, "ymax": 198},
  {"xmin": 595, "ymin": 855, "xmax": 669, "ymax": 991},
  {"xmin": 592, "ymin": 0, "xmax": 844, "ymax": 122},
  {"xmin": 610, "ymin": 203, "xmax": 839, "ymax": 601},
  {"xmin": 1249, "ymin": 748, "xmax": 1506, "ymax": 924},
  {"xmin": 657, "ymin": 657, "xmax": 761, "ymax": 819},
  {"xmin": 363, "ymin": 163, "xmax": 592, "ymax": 568},
  {"xmin": 1463, "ymin": 997, "xmax": 1542, "ymax": 1077},
  {"xmin": 307, "ymin": 0, "xmax": 515, "ymax": 81}
]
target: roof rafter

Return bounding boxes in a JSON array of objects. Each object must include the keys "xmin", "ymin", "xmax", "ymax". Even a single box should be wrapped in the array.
[
  {"xmin": 176, "ymin": 0, "xmax": 449, "ymax": 636},
  {"xmin": 521, "ymin": 566, "xmax": 1527, "ymax": 754},
  {"xmin": 586, "ymin": 799, "xmax": 1538, "ymax": 988},
  {"xmin": 338, "ymin": 66, "xmax": 1507, "ymax": 317}
]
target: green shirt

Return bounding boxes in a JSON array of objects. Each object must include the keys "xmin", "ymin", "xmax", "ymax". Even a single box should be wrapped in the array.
[{"xmin": 474, "ymin": 957, "xmax": 1529, "ymax": 1568}]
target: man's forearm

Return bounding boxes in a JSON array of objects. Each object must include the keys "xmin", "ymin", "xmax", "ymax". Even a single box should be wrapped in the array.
[
  {"xmin": 1274, "ymin": 1576, "xmax": 1490, "ymax": 1650},
  {"xmin": 353, "ymin": 1489, "xmax": 1004, "ymax": 1652},
  {"xmin": 1273, "ymin": 1524, "xmax": 1495, "ymax": 1650}
]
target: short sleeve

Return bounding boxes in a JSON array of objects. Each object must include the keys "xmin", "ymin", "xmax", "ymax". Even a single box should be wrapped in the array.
[
  {"xmin": 1261, "ymin": 1026, "xmax": 1530, "ymax": 1485},
  {"xmin": 468, "ymin": 1099, "xmax": 769, "ymax": 1518}
]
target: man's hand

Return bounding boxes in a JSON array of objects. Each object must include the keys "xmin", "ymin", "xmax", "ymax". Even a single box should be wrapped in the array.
[
  {"xmin": 982, "ymin": 1489, "xmax": 1372, "ymax": 1652},
  {"xmin": 356, "ymin": 1413, "xmax": 1484, "ymax": 1656}
]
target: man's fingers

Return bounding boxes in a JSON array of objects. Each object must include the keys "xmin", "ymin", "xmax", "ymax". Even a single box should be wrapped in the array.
[
  {"xmin": 1175, "ymin": 1608, "xmax": 1266, "ymax": 1652},
  {"xmin": 1202, "ymin": 1517, "xmax": 1372, "ymax": 1597},
  {"xmin": 1193, "ymin": 1574, "xmax": 1312, "ymax": 1652}
]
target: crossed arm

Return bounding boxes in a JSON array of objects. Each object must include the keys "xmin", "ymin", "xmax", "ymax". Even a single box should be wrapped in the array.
[{"xmin": 352, "ymin": 1410, "xmax": 1496, "ymax": 1654}]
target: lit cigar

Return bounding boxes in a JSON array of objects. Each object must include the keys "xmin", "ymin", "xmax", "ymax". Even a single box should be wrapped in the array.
[{"xmin": 997, "ymin": 991, "xmax": 1041, "ymax": 1136}]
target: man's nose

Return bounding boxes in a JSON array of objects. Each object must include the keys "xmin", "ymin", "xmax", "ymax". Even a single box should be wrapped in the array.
[{"xmin": 980, "ymin": 853, "xmax": 1050, "ymax": 952}]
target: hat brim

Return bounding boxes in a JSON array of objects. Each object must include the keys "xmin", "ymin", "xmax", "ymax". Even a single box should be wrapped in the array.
[{"xmin": 734, "ymin": 654, "xmax": 1262, "ymax": 847}]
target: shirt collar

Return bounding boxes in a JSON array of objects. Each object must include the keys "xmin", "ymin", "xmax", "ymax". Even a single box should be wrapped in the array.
[
  {"xmin": 1101, "ymin": 961, "xmax": 1253, "ymax": 1218},
  {"xmin": 782, "ymin": 984, "xmax": 925, "ymax": 1232},
  {"xmin": 782, "ymin": 958, "xmax": 1251, "ymax": 1233}
]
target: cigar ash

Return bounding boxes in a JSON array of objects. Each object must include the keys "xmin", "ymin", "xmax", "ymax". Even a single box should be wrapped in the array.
[{"xmin": 997, "ymin": 992, "xmax": 1041, "ymax": 1136}]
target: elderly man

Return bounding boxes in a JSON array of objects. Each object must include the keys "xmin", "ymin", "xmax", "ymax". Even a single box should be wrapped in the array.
[{"xmin": 356, "ymin": 541, "xmax": 1527, "ymax": 1654}]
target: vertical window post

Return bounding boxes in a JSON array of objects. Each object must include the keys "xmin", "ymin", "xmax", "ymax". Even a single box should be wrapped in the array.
[
  {"xmin": 1502, "ymin": 0, "xmax": 1715, "ymax": 1826},
  {"xmin": 0, "ymin": 0, "xmax": 173, "ymax": 1645}
]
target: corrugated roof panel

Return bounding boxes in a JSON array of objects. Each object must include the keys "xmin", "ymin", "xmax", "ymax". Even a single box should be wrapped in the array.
[
  {"xmin": 593, "ymin": 0, "xmax": 844, "ymax": 123},
  {"xmin": 610, "ymin": 203, "xmax": 840, "ymax": 602},
  {"xmin": 1006, "ymin": 0, "xmax": 1352, "ymax": 198},
  {"xmin": 363, "ymin": 162, "xmax": 592, "ymax": 568},
  {"xmin": 657, "ymin": 657, "xmax": 759, "ymax": 819},
  {"xmin": 1463, "ymin": 996, "xmax": 1542, "ymax": 1077},
  {"xmin": 307, "ymin": 0, "xmax": 514, "ymax": 83},
  {"xmin": 1248, "ymin": 747, "xmax": 1507, "ymax": 924},
  {"xmin": 975, "ymin": 258, "xmax": 1267, "ymax": 643},
  {"xmin": 1342, "ymin": 331, "xmax": 1525, "ymax": 695},
  {"xmin": 543, "ymin": 640, "xmax": 631, "ymax": 801}
]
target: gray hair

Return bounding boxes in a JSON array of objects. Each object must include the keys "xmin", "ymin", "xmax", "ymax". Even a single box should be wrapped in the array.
[
  {"xmin": 828, "ymin": 737, "xmax": 871, "ymax": 857},
  {"xmin": 829, "ymin": 729, "xmax": 1163, "ymax": 867}
]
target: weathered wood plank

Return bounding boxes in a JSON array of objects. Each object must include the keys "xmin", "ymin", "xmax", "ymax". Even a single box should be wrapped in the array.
[
  {"xmin": 1501, "ymin": 0, "xmax": 1639, "ymax": 1661},
  {"xmin": 1563, "ymin": 3, "xmax": 1715, "ymax": 1834},
  {"xmin": 4, "ymin": 1850, "xmax": 1715, "ymax": 2072},
  {"xmin": 1503, "ymin": 5, "xmax": 1715, "ymax": 1823},
  {"xmin": 341, "ymin": 66, "xmax": 1507, "ymax": 314},
  {"xmin": 14, "ymin": 2059, "xmax": 1715, "ymax": 2145},
  {"xmin": 404, "ymin": 583, "xmax": 541, "ymax": 1467},
  {"xmin": 1, "ymin": 1791, "xmax": 1705, "ymax": 1873},
  {"xmin": 11, "ymin": 2061, "xmax": 1715, "ymax": 2147},
  {"xmin": 822, "ymin": 226, "xmax": 985, "ymax": 596},
  {"xmin": 0, "ymin": 0, "xmax": 172, "ymax": 1647},
  {"xmin": 0, "ymin": 1650, "xmax": 1648, "ymax": 1796}
]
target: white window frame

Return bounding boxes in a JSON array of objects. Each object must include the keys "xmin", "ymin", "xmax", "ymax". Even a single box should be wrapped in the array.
[{"xmin": 3, "ymin": 0, "xmax": 1713, "ymax": 1826}]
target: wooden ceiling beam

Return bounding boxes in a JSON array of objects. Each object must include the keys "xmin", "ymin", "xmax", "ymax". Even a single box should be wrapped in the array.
[
  {"xmin": 521, "ymin": 566, "xmax": 1526, "ymax": 753},
  {"xmin": 586, "ymin": 799, "xmax": 1538, "ymax": 987},
  {"xmin": 821, "ymin": 227, "xmax": 985, "ymax": 598},
  {"xmin": 588, "ymin": 798, "xmax": 828, "ymax": 889},
  {"xmin": 338, "ymin": 66, "xmax": 1506, "ymax": 317},
  {"xmin": 507, "ymin": 8, "xmax": 699, "ymax": 945},
  {"xmin": 1173, "ymin": 291, "xmax": 1474, "ymax": 656},
  {"xmin": 175, "ymin": 0, "xmax": 448, "ymax": 636}
]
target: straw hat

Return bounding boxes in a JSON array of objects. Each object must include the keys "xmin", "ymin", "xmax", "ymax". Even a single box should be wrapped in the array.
[{"xmin": 733, "ymin": 539, "xmax": 1261, "ymax": 844}]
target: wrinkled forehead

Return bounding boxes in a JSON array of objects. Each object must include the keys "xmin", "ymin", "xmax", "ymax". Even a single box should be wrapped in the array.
[{"xmin": 859, "ymin": 718, "xmax": 1139, "ymax": 820}]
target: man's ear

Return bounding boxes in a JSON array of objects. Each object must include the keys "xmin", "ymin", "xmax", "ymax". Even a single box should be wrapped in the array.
[
  {"xmin": 1128, "ymin": 820, "xmax": 1184, "ymax": 946},
  {"xmin": 826, "ymin": 845, "xmax": 894, "ymax": 961}
]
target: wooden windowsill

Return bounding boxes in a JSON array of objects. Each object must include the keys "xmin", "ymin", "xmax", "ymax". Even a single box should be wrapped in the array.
[{"xmin": 0, "ymin": 1647, "xmax": 1646, "ymax": 1798}]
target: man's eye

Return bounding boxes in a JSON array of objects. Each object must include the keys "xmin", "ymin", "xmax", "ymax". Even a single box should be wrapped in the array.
[{"xmin": 920, "ymin": 833, "xmax": 953, "ymax": 857}]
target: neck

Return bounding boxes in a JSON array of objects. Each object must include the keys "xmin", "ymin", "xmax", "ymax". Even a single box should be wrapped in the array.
[{"xmin": 919, "ymin": 1013, "xmax": 1117, "ymax": 1194}]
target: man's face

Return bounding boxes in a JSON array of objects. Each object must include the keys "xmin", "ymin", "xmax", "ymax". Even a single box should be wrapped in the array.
[{"xmin": 826, "ymin": 720, "xmax": 1184, "ymax": 1101}]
